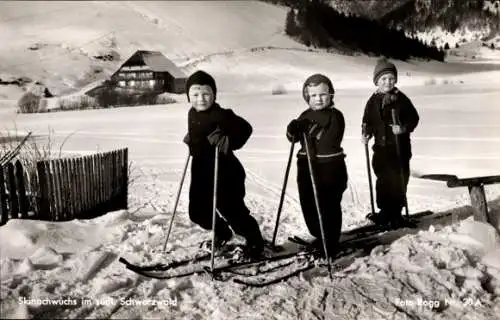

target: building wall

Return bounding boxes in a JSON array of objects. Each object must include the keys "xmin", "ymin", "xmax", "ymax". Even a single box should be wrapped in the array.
[{"xmin": 111, "ymin": 69, "xmax": 185, "ymax": 93}]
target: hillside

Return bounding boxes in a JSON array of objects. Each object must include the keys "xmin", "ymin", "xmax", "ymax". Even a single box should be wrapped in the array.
[
  {"xmin": 1, "ymin": 0, "xmax": 500, "ymax": 103},
  {"xmin": 329, "ymin": 0, "xmax": 412, "ymax": 20},
  {"xmin": 378, "ymin": 0, "xmax": 499, "ymax": 47},
  {"xmin": 0, "ymin": 1, "xmax": 301, "ymax": 96},
  {"xmin": 1, "ymin": 2, "xmax": 500, "ymax": 319},
  {"xmin": 329, "ymin": 0, "xmax": 500, "ymax": 47}
]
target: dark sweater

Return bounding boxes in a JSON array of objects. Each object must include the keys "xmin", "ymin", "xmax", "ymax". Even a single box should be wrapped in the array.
[
  {"xmin": 287, "ymin": 106, "xmax": 345, "ymax": 162},
  {"xmin": 186, "ymin": 103, "xmax": 252, "ymax": 158},
  {"xmin": 362, "ymin": 88, "xmax": 419, "ymax": 149}
]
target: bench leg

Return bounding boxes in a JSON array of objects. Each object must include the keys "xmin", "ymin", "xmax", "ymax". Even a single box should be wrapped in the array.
[{"xmin": 468, "ymin": 185, "xmax": 500, "ymax": 235}]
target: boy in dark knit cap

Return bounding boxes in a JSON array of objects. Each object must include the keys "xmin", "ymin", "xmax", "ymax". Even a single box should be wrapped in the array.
[
  {"xmin": 362, "ymin": 58, "xmax": 419, "ymax": 229},
  {"xmin": 183, "ymin": 70, "xmax": 264, "ymax": 257},
  {"xmin": 286, "ymin": 74, "xmax": 348, "ymax": 257}
]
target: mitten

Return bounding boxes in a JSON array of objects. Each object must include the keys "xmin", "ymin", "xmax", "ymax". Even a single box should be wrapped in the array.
[
  {"xmin": 390, "ymin": 124, "xmax": 406, "ymax": 135},
  {"xmin": 286, "ymin": 120, "xmax": 299, "ymax": 142},
  {"xmin": 183, "ymin": 133, "xmax": 191, "ymax": 145},
  {"xmin": 296, "ymin": 119, "xmax": 312, "ymax": 133},
  {"xmin": 286, "ymin": 119, "xmax": 310, "ymax": 142},
  {"xmin": 207, "ymin": 128, "xmax": 230, "ymax": 154},
  {"xmin": 361, "ymin": 123, "xmax": 372, "ymax": 138}
]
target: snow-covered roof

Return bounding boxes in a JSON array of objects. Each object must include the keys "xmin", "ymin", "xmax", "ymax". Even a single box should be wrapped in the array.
[{"xmin": 117, "ymin": 50, "xmax": 187, "ymax": 79}]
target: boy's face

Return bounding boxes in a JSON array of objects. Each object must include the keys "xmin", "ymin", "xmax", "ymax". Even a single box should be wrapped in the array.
[
  {"xmin": 188, "ymin": 85, "xmax": 214, "ymax": 111},
  {"xmin": 307, "ymin": 83, "xmax": 332, "ymax": 110},
  {"xmin": 377, "ymin": 73, "xmax": 396, "ymax": 93}
]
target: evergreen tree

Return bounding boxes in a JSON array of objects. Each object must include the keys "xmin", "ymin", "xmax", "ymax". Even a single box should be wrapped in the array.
[{"xmin": 285, "ymin": 9, "xmax": 299, "ymax": 36}]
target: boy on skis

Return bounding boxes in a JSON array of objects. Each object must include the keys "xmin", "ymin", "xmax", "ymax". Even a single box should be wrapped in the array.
[
  {"xmin": 286, "ymin": 74, "xmax": 348, "ymax": 257},
  {"xmin": 362, "ymin": 58, "xmax": 420, "ymax": 229},
  {"xmin": 183, "ymin": 70, "xmax": 264, "ymax": 257}
]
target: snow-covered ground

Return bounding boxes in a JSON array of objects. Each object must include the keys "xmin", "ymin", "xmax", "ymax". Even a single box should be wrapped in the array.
[
  {"xmin": 1, "ymin": 78, "xmax": 500, "ymax": 319},
  {"xmin": 1, "ymin": 1, "xmax": 500, "ymax": 319}
]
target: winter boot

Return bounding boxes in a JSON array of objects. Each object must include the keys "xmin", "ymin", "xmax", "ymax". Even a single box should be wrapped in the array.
[
  {"xmin": 366, "ymin": 211, "xmax": 391, "ymax": 228},
  {"xmin": 389, "ymin": 215, "xmax": 416, "ymax": 229},
  {"xmin": 302, "ymin": 238, "xmax": 336, "ymax": 260},
  {"xmin": 243, "ymin": 238, "xmax": 265, "ymax": 259},
  {"xmin": 200, "ymin": 230, "xmax": 233, "ymax": 253}
]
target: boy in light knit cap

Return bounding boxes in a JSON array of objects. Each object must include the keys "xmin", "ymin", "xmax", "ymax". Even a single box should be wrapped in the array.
[
  {"xmin": 286, "ymin": 74, "xmax": 348, "ymax": 257},
  {"xmin": 362, "ymin": 58, "xmax": 419, "ymax": 229}
]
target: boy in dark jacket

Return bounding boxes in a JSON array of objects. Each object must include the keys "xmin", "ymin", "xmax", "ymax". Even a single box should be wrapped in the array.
[
  {"xmin": 183, "ymin": 70, "xmax": 264, "ymax": 257},
  {"xmin": 286, "ymin": 74, "xmax": 348, "ymax": 257},
  {"xmin": 362, "ymin": 58, "xmax": 420, "ymax": 228}
]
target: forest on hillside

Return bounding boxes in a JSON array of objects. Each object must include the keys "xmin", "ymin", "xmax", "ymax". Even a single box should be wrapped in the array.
[{"xmin": 263, "ymin": 0, "xmax": 445, "ymax": 61}]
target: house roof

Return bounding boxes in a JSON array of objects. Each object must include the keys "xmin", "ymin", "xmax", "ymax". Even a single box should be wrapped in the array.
[
  {"xmin": 116, "ymin": 50, "xmax": 187, "ymax": 79},
  {"xmin": 140, "ymin": 51, "xmax": 186, "ymax": 78}
]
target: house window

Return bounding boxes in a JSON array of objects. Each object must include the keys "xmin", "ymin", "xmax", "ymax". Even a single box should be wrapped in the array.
[
  {"xmin": 119, "ymin": 81, "xmax": 126, "ymax": 87},
  {"xmin": 149, "ymin": 80, "xmax": 156, "ymax": 87},
  {"xmin": 129, "ymin": 80, "xmax": 135, "ymax": 87}
]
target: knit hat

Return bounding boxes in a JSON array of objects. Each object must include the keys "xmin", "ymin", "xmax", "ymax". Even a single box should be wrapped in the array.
[
  {"xmin": 185, "ymin": 70, "xmax": 217, "ymax": 102},
  {"xmin": 373, "ymin": 58, "xmax": 397, "ymax": 85},
  {"xmin": 302, "ymin": 74, "xmax": 335, "ymax": 103}
]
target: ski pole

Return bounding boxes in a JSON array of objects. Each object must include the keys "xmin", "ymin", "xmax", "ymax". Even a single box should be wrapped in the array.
[
  {"xmin": 209, "ymin": 146, "xmax": 220, "ymax": 279},
  {"xmin": 271, "ymin": 142, "xmax": 295, "ymax": 248},
  {"xmin": 391, "ymin": 109, "xmax": 410, "ymax": 217},
  {"xmin": 303, "ymin": 133, "xmax": 333, "ymax": 279},
  {"xmin": 162, "ymin": 152, "xmax": 191, "ymax": 252},
  {"xmin": 362, "ymin": 131, "xmax": 375, "ymax": 217}
]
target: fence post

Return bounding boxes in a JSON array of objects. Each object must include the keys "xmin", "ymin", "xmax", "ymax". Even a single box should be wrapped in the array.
[
  {"xmin": 95, "ymin": 153, "xmax": 100, "ymax": 212},
  {"xmin": 15, "ymin": 160, "xmax": 29, "ymax": 218},
  {"xmin": 98, "ymin": 153, "xmax": 104, "ymax": 208},
  {"xmin": 53, "ymin": 160, "xmax": 64, "ymax": 221},
  {"xmin": 36, "ymin": 161, "xmax": 50, "ymax": 220},
  {"xmin": 104, "ymin": 152, "xmax": 111, "ymax": 212},
  {"xmin": 0, "ymin": 166, "xmax": 7, "ymax": 224},
  {"xmin": 112, "ymin": 150, "xmax": 118, "ymax": 211},
  {"xmin": 91, "ymin": 154, "xmax": 98, "ymax": 216},
  {"xmin": 115, "ymin": 150, "xmax": 120, "ymax": 210},
  {"xmin": 122, "ymin": 148, "xmax": 128, "ymax": 209},
  {"xmin": 6, "ymin": 163, "xmax": 19, "ymax": 219},
  {"xmin": 71, "ymin": 158, "xmax": 80, "ymax": 219},
  {"xmin": 63, "ymin": 158, "xmax": 74, "ymax": 220},
  {"xmin": 84, "ymin": 156, "xmax": 91, "ymax": 215},
  {"xmin": 116, "ymin": 150, "xmax": 122, "ymax": 207}
]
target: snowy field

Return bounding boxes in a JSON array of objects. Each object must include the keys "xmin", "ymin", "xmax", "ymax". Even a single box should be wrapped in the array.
[{"xmin": 1, "ymin": 78, "xmax": 500, "ymax": 319}]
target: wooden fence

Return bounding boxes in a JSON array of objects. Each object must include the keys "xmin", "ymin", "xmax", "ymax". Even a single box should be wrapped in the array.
[
  {"xmin": 0, "ymin": 160, "xmax": 29, "ymax": 224},
  {"xmin": 0, "ymin": 148, "xmax": 128, "ymax": 225}
]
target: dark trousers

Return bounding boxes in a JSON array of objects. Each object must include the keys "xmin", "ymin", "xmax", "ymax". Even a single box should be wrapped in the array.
[
  {"xmin": 188, "ymin": 156, "xmax": 263, "ymax": 245},
  {"xmin": 297, "ymin": 157, "xmax": 347, "ymax": 251},
  {"xmin": 372, "ymin": 145, "xmax": 410, "ymax": 221}
]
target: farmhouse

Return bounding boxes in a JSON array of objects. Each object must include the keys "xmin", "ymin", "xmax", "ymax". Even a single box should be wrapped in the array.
[{"xmin": 110, "ymin": 50, "xmax": 187, "ymax": 93}]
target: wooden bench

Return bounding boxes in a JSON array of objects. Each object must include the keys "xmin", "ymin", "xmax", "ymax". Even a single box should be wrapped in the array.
[{"xmin": 418, "ymin": 174, "xmax": 500, "ymax": 232}]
